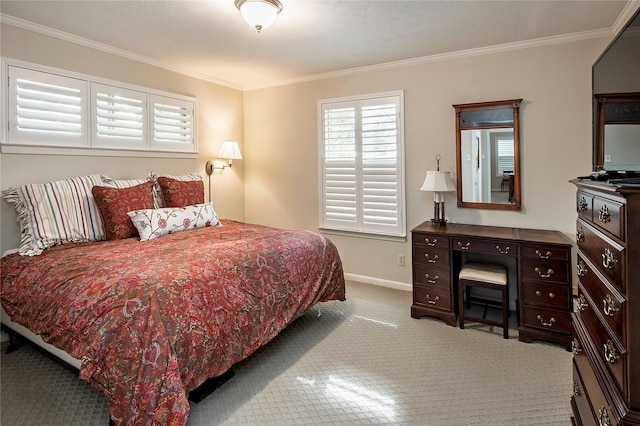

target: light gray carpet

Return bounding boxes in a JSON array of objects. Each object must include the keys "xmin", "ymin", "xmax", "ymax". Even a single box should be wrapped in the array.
[{"xmin": 1, "ymin": 281, "xmax": 572, "ymax": 425}]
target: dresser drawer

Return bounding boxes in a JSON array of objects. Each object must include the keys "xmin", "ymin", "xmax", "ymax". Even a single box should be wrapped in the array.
[
  {"xmin": 413, "ymin": 233, "xmax": 450, "ymax": 249},
  {"xmin": 576, "ymin": 254, "xmax": 626, "ymax": 344},
  {"xmin": 521, "ymin": 258, "xmax": 570, "ymax": 284},
  {"xmin": 593, "ymin": 196, "xmax": 625, "ymax": 241},
  {"xmin": 573, "ymin": 318, "xmax": 619, "ymax": 426},
  {"xmin": 576, "ymin": 191, "xmax": 594, "ymax": 222},
  {"xmin": 520, "ymin": 279, "xmax": 571, "ymax": 309},
  {"xmin": 413, "ymin": 245, "xmax": 450, "ymax": 268},
  {"xmin": 575, "ymin": 295, "xmax": 627, "ymax": 397},
  {"xmin": 521, "ymin": 305, "xmax": 571, "ymax": 333},
  {"xmin": 452, "ymin": 237, "xmax": 516, "ymax": 256},
  {"xmin": 414, "ymin": 265, "xmax": 451, "ymax": 288},
  {"xmin": 521, "ymin": 244, "xmax": 569, "ymax": 261},
  {"xmin": 576, "ymin": 219, "xmax": 626, "ymax": 291},
  {"xmin": 413, "ymin": 284, "xmax": 451, "ymax": 312},
  {"xmin": 572, "ymin": 361, "xmax": 597, "ymax": 426}
]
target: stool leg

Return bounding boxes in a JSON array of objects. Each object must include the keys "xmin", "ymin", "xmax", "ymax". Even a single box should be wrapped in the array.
[
  {"xmin": 459, "ymin": 281, "xmax": 465, "ymax": 329},
  {"xmin": 503, "ymin": 285, "xmax": 509, "ymax": 339}
]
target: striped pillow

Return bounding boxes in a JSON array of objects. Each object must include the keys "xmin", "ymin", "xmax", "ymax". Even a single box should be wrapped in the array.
[{"xmin": 2, "ymin": 174, "xmax": 105, "ymax": 256}]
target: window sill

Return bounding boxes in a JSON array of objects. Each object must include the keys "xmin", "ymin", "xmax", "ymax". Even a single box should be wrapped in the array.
[{"xmin": 318, "ymin": 227, "xmax": 406, "ymax": 243}]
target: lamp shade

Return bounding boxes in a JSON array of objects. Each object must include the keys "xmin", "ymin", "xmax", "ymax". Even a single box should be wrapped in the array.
[
  {"xmin": 235, "ymin": 0, "xmax": 282, "ymax": 32},
  {"xmin": 218, "ymin": 141, "xmax": 243, "ymax": 160},
  {"xmin": 420, "ymin": 171, "xmax": 456, "ymax": 192}
]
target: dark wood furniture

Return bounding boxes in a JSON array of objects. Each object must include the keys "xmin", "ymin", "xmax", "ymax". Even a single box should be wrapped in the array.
[
  {"xmin": 411, "ymin": 221, "xmax": 573, "ymax": 349},
  {"xmin": 570, "ymin": 180, "xmax": 640, "ymax": 426}
]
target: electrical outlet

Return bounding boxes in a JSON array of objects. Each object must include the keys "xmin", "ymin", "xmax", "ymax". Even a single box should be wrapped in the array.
[{"xmin": 397, "ymin": 254, "xmax": 405, "ymax": 266}]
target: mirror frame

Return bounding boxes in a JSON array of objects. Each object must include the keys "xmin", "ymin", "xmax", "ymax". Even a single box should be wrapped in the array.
[{"xmin": 453, "ymin": 99, "xmax": 522, "ymax": 211}]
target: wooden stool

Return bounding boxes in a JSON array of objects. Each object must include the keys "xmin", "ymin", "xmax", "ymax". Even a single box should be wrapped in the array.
[{"xmin": 458, "ymin": 262, "xmax": 509, "ymax": 339}]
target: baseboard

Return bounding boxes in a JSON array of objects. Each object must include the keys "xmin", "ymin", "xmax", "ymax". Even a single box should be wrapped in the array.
[{"xmin": 344, "ymin": 273, "xmax": 412, "ymax": 292}]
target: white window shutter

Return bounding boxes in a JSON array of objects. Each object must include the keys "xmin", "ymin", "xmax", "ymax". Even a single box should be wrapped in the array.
[
  {"xmin": 150, "ymin": 95, "xmax": 196, "ymax": 152},
  {"xmin": 91, "ymin": 83, "xmax": 147, "ymax": 149},
  {"xmin": 7, "ymin": 66, "xmax": 87, "ymax": 147}
]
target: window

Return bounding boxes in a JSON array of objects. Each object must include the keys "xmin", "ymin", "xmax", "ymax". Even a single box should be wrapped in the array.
[
  {"xmin": 319, "ymin": 91, "xmax": 405, "ymax": 238},
  {"xmin": 495, "ymin": 135, "xmax": 514, "ymax": 175},
  {"xmin": 3, "ymin": 59, "xmax": 196, "ymax": 155}
]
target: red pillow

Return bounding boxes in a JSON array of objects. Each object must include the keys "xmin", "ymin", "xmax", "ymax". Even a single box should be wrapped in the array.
[
  {"xmin": 157, "ymin": 177, "xmax": 204, "ymax": 208},
  {"xmin": 92, "ymin": 181, "xmax": 155, "ymax": 240}
]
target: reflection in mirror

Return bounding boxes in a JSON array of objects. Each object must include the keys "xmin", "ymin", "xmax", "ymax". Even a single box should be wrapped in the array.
[
  {"xmin": 594, "ymin": 93, "xmax": 640, "ymax": 172},
  {"xmin": 454, "ymin": 99, "xmax": 522, "ymax": 210}
]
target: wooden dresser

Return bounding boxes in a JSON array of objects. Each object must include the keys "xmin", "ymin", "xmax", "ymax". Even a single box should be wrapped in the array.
[
  {"xmin": 570, "ymin": 180, "xmax": 640, "ymax": 426},
  {"xmin": 411, "ymin": 221, "xmax": 573, "ymax": 348}
]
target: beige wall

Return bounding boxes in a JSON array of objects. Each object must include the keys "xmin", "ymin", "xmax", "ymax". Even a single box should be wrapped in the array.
[
  {"xmin": 0, "ymin": 24, "xmax": 245, "ymax": 253},
  {"xmin": 243, "ymin": 38, "xmax": 611, "ymax": 287}
]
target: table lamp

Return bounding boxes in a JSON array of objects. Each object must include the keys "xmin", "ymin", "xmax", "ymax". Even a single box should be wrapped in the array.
[{"xmin": 420, "ymin": 154, "xmax": 456, "ymax": 226}]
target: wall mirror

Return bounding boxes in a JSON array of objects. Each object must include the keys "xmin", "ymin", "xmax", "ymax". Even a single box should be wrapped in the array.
[{"xmin": 453, "ymin": 99, "xmax": 522, "ymax": 210}]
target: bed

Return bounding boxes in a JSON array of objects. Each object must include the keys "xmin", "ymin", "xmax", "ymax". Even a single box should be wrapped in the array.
[{"xmin": 0, "ymin": 174, "xmax": 345, "ymax": 425}]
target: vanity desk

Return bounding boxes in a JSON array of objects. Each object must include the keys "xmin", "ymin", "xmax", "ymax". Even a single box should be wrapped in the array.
[{"xmin": 411, "ymin": 221, "xmax": 573, "ymax": 349}]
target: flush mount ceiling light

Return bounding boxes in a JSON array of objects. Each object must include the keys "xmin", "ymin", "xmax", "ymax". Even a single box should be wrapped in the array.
[{"xmin": 235, "ymin": 0, "xmax": 283, "ymax": 33}]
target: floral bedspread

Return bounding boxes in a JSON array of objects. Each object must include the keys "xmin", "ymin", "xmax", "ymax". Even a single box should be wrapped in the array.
[{"xmin": 1, "ymin": 220, "xmax": 345, "ymax": 425}]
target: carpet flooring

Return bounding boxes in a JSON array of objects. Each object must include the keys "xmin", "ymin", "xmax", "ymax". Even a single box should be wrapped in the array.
[{"xmin": 0, "ymin": 281, "xmax": 573, "ymax": 425}]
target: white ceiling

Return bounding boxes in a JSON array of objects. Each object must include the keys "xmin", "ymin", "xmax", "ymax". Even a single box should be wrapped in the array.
[{"xmin": 1, "ymin": 1, "xmax": 638, "ymax": 90}]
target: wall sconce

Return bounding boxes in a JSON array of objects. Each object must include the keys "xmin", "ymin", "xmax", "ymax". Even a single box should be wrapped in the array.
[
  {"xmin": 205, "ymin": 141, "xmax": 243, "ymax": 175},
  {"xmin": 420, "ymin": 154, "xmax": 456, "ymax": 226}
]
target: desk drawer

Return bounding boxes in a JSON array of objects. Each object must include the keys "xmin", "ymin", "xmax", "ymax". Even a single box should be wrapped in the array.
[
  {"xmin": 413, "ymin": 245, "xmax": 450, "ymax": 268},
  {"xmin": 576, "ymin": 254, "xmax": 625, "ymax": 344},
  {"xmin": 413, "ymin": 233, "xmax": 450, "ymax": 249},
  {"xmin": 521, "ymin": 244, "xmax": 569, "ymax": 261},
  {"xmin": 413, "ymin": 284, "xmax": 451, "ymax": 312},
  {"xmin": 521, "ymin": 258, "xmax": 570, "ymax": 284},
  {"xmin": 520, "ymin": 279, "xmax": 571, "ymax": 309},
  {"xmin": 414, "ymin": 265, "xmax": 450, "ymax": 288},
  {"xmin": 576, "ymin": 191, "xmax": 594, "ymax": 222},
  {"xmin": 521, "ymin": 306, "xmax": 571, "ymax": 333},
  {"xmin": 576, "ymin": 219, "xmax": 625, "ymax": 291},
  {"xmin": 593, "ymin": 196, "xmax": 625, "ymax": 241},
  {"xmin": 452, "ymin": 238, "xmax": 516, "ymax": 256}
]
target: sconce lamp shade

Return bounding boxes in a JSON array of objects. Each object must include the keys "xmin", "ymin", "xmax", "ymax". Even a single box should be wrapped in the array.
[
  {"xmin": 420, "ymin": 171, "xmax": 456, "ymax": 193},
  {"xmin": 235, "ymin": 0, "xmax": 283, "ymax": 32},
  {"xmin": 218, "ymin": 141, "xmax": 243, "ymax": 160}
]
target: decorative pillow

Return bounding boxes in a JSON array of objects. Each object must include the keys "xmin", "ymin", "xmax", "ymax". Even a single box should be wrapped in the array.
[
  {"xmin": 147, "ymin": 172, "xmax": 202, "ymax": 208},
  {"xmin": 128, "ymin": 202, "xmax": 221, "ymax": 241},
  {"xmin": 2, "ymin": 174, "xmax": 105, "ymax": 256},
  {"xmin": 91, "ymin": 181, "xmax": 155, "ymax": 240},
  {"xmin": 156, "ymin": 177, "xmax": 205, "ymax": 208}
]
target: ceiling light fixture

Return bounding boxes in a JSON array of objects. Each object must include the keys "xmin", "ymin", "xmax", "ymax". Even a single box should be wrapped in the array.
[{"xmin": 235, "ymin": 0, "xmax": 283, "ymax": 33}]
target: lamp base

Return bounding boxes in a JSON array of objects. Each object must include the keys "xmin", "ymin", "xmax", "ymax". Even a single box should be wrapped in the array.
[{"xmin": 430, "ymin": 218, "xmax": 448, "ymax": 227}]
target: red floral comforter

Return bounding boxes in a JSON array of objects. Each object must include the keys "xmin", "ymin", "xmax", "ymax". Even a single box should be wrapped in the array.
[{"xmin": 1, "ymin": 220, "xmax": 345, "ymax": 425}]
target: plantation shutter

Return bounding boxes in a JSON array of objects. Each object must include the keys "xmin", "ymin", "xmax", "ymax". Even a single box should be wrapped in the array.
[
  {"xmin": 91, "ymin": 83, "xmax": 147, "ymax": 149},
  {"xmin": 320, "ymin": 93, "xmax": 405, "ymax": 237},
  {"xmin": 150, "ymin": 95, "xmax": 196, "ymax": 152},
  {"xmin": 496, "ymin": 138, "xmax": 515, "ymax": 175},
  {"xmin": 8, "ymin": 66, "xmax": 87, "ymax": 147}
]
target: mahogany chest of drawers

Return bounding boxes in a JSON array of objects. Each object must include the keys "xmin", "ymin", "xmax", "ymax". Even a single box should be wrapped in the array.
[
  {"xmin": 570, "ymin": 180, "xmax": 640, "ymax": 426},
  {"xmin": 411, "ymin": 221, "xmax": 573, "ymax": 348}
]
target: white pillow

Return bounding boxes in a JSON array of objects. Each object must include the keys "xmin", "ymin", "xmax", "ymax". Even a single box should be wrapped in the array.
[{"xmin": 127, "ymin": 202, "xmax": 221, "ymax": 241}]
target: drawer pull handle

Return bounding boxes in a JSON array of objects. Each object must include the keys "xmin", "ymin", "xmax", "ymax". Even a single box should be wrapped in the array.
[
  {"xmin": 571, "ymin": 338, "xmax": 582, "ymax": 355},
  {"xmin": 598, "ymin": 205, "xmax": 611, "ymax": 223},
  {"xmin": 604, "ymin": 340, "xmax": 619, "ymax": 364},
  {"xmin": 425, "ymin": 295, "xmax": 439, "ymax": 305},
  {"xmin": 573, "ymin": 380, "xmax": 581, "ymax": 397},
  {"xmin": 424, "ymin": 273, "xmax": 439, "ymax": 284},
  {"xmin": 534, "ymin": 290, "xmax": 553, "ymax": 298},
  {"xmin": 425, "ymin": 238, "xmax": 437, "ymax": 247},
  {"xmin": 495, "ymin": 245, "xmax": 510, "ymax": 254},
  {"xmin": 424, "ymin": 254, "xmax": 439, "ymax": 263},
  {"xmin": 601, "ymin": 248, "xmax": 618, "ymax": 270},
  {"xmin": 534, "ymin": 267, "xmax": 554, "ymax": 278},
  {"xmin": 578, "ymin": 197, "xmax": 588, "ymax": 212},
  {"xmin": 536, "ymin": 315, "xmax": 556, "ymax": 327},
  {"xmin": 457, "ymin": 241, "xmax": 470, "ymax": 250},
  {"xmin": 577, "ymin": 261, "xmax": 587, "ymax": 277},
  {"xmin": 599, "ymin": 406, "xmax": 612, "ymax": 426},
  {"xmin": 535, "ymin": 250, "xmax": 552, "ymax": 259},
  {"xmin": 577, "ymin": 294, "xmax": 588, "ymax": 312},
  {"xmin": 603, "ymin": 294, "xmax": 619, "ymax": 317},
  {"xmin": 576, "ymin": 227, "xmax": 585, "ymax": 243}
]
